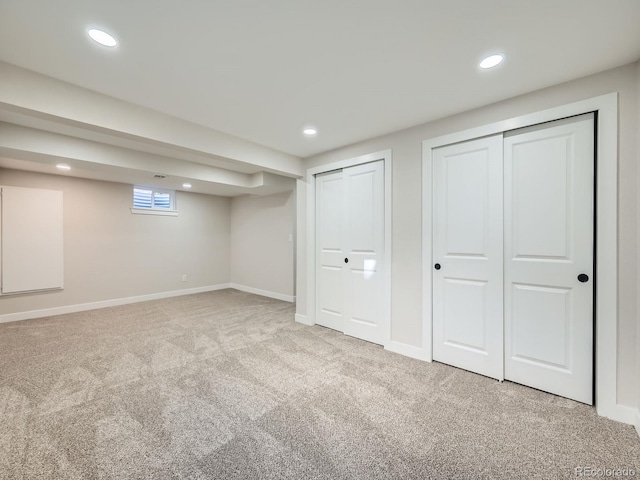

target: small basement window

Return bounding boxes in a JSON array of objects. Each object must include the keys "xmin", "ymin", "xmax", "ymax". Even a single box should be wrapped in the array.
[{"xmin": 131, "ymin": 186, "xmax": 178, "ymax": 216}]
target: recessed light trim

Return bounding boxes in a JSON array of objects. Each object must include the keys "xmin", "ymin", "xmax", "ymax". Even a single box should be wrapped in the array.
[
  {"xmin": 56, "ymin": 164, "xmax": 71, "ymax": 171},
  {"xmin": 182, "ymin": 183, "xmax": 192, "ymax": 189},
  {"xmin": 479, "ymin": 54, "xmax": 504, "ymax": 69},
  {"xmin": 303, "ymin": 128, "xmax": 317, "ymax": 136},
  {"xmin": 88, "ymin": 28, "xmax": 117, "ymax": 47}
]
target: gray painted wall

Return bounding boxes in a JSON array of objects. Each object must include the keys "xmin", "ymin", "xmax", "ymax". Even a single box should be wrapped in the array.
[
  {"xmin": 0, "ymin": 169, "xmax": 231, "ymax": 314},
  {"xmin": 230, "ymin": 191, "xmax": 295, "ymax": 297}
]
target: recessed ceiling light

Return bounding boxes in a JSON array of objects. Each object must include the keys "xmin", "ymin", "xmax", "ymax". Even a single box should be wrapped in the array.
[
  {"xmin": 88, "ymin": 28, "xmax": 117, "ymax": 47},
  {"xmin": 303, "ymin": 128, "xmax": 317, "ymax": 136},
  {"xmin": 56, "ymin": 164, "xmax": 71, "ymax": 171},
  {"xmin": 479, "ymin": 54, "xmax": 504, "ymax": 69},
  {"xmin": 182, "ymin": 183, "xmax": 192, "ymax": 189}
]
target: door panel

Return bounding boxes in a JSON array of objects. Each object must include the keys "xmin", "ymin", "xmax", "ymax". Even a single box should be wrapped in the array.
[
  {"xmin": 318, "ymin": 265, "xmax": 343, "ymax": 330},
  {"xmin": 445, "ymin": 150, "xmax": 489, "ymax": 256},
  {"xmin": 343, "ymin": 161, "xmax": 385, "ymax": 344},
  {"xmin": 347, "ymin": 169, "xmax": 377, "ymax": 253},
  {"xmin": 511, "ymin": 284, "xmax": 572, "ymax": 369},
  {"xmin": 433, "ymin": 135, "xmax": 504, "ymax": 380},
  {"xmin": 443, "ymin": 278, "xmax": 488, "ymax": 353},
  {"xmin": 504, "ymin": 114, "xmax": 594, "ymax": 404},
  {"xmin": 315, "ymin": 161, "xmax": 386, "ymax": 345},
  {"xmin": 316, "ymin": 171, "xmax": 346, "ymax": 332},
  {"xmin": 511, "ymin": 135, "xmax": 569, "ymax": 259},
  {"xmin": 350, "ymin": 269, "xmax": 377, "ymax": 326},
  {"xmin": 318, "ymin": 174, "xmax": 343, "ymax": 252}
]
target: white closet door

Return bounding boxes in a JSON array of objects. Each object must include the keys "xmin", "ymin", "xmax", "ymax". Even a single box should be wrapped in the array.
[
  {"xmin": 432, "ymin": 135, "xmax": 504, "ymax": 380},
  {"xmin": 315, "ymin": 160, "xmax": 386, "ymax": 345},
  {"xmin": 316, "ymin": 170, "xmax": 346, "ymax": 332},
  {"xmin": 504, "ymin": 114, "xmax": 594, "ymax": 404},
  {"xmin": 342, "ymin": 161, "xmax": 385, "ymax": 344}
]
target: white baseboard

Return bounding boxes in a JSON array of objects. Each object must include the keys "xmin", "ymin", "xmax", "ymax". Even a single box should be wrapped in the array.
[
  {"xmin": 229, "ymin": 283, "xmax": 295, "ymax": 303},
  {"xmin": 596, "ymin": 402, "xmax": 640, "ymax": 432},
  {"xmin": 384, "ymin": 340, "xmax": 431, "ymax": 362},
  {"xmin": 0, "ymin": 284, "xmax": 232, "ymax": 324},
  {"xmin": 295, "ymin": 313, "xmax": 314, "ymax": 326}
]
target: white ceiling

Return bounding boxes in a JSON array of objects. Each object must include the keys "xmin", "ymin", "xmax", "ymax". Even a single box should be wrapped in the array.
[{"xmin": 1, "ymin": 0, "xmax": 639, "ymax": 160}]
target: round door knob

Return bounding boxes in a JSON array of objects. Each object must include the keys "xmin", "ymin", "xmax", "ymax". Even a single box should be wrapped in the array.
[
  {"xmin": 578, "ymin": 273, "xmax": 589, "ymax": 283},
  {"xmin": 434, "ymin": 263, "xmax": 441, "ymax": 270},
  {"xmin": 344, "ymin": 258, "xmax": 349, "ymax": 263}
]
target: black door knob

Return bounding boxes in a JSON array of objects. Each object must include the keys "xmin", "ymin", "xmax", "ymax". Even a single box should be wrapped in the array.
[
  {"xmin": 578, "ymin": 274, "xmax": 589, "ymax": 283},
  {"xmin": 344, "ymin": 258, "xmax": 349, "ymax": 263},
  {"xmin": 434, "ymin": 263, "xmax": 441, "ymax": 270}
]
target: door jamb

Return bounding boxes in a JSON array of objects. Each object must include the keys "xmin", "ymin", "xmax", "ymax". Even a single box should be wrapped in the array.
[
  {"xmin": 422, "ymin": 93, "xmax": 619, "ymax": 421},
  {"xmin": 306, "ymin": 150, "xmax": 392, "ymax": 346}
]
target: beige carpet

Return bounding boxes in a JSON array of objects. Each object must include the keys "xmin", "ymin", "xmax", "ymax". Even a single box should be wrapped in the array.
[{"xmin": 1, "ymin": 289, "xmax": 638, "ymax": 479}]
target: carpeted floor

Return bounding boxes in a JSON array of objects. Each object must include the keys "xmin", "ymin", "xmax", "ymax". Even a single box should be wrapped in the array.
[{"xmin": 1, "ymin": 289, "xmax": 638, "ymax": 479}]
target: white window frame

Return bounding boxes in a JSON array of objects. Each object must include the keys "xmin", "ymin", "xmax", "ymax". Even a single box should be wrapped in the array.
[{"xmin": 131, "ymin": 185, "xmax": 178, "ymax": 216}]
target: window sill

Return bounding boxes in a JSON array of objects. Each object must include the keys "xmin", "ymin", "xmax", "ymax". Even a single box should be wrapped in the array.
[{"xmin": 131, "ymin": 208, "xmax": 179, "ymax": 217}]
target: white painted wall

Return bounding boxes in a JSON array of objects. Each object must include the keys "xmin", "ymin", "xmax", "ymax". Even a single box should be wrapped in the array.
[
  {"xmin": 297, "ymin": 61, "xmax": 640, "ymax": 410},
  {"xmin": 230, "ymin": 192, "xmax": 295, "ymax": 301},
  {"xmin": 0, "ymin": 61, "xmax": 303, "ymax": 178},
  {"xmin": 0, "ymin": 168, "xmax": 231, "ymax": 316}
]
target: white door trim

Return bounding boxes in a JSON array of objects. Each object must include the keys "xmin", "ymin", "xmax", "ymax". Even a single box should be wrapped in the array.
[
  {"xmin": 306, "ymin": 150, "xmax": 392, "ymax": 346},
  {"xmin": 422, "ymin": 93, "xmax": 620, "ymax": 422}
]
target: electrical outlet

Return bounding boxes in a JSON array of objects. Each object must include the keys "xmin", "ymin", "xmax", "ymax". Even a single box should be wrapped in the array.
[{"xmin": 182, "ymin": 274, "xmax": 187, "ymax": 282}]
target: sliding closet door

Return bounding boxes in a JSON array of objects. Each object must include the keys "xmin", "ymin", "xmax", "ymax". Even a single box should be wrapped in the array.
[
  {"xmin": 504, "ymin": 114, "xmax": 594, "ymax": 404},
  {"xmin": 342, "ymin": 161, "xmax": 385, "ymax": 344},
  {"xmin": 316, "ymin": 170, "xmax": 346, "ymax": 332},
  {"xmin": 316, "ymin": 161, "xmax": 386, "ymax": 345},
  {"xmin": 432, "ymin": 135, "xmax": 504, "ymax": 380}
]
